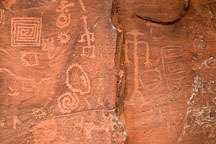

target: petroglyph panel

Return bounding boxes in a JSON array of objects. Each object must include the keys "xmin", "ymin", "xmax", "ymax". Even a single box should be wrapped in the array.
[
  {"xmin": 11, "ymin": 17, "xmax": 42, "ymax": 47},
  {"xmin": 0, "ymin": 0, "xmax": 123, "ymax": 143},
  {"xmin": 0, "ymin": 9, "xmax": 5, "ymax": 26}
]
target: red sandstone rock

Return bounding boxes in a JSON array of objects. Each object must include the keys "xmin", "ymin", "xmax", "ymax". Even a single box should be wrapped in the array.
[
  {"xmin": 0, "ymin": 0, "xmax": 126, "ymax": 143},
  {"xmin": 113, "ymin": 0, "xmax": 216, "ymax": 143},
  {"xmin": 1, "ymin": 0, "xmax": 216, "ymax": 143}
]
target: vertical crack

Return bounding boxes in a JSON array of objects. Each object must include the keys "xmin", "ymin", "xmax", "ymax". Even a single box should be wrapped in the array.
[{"xmin": 111, "ymin": 1, "xmax": 128, "ymax": 143}]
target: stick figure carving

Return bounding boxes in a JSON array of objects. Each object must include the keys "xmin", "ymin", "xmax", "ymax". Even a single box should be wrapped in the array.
[
  {"xmin": 124, "ymin": 30, "xmax": 151, "ymax": 104},
  {"xmin": 79, "ymin": 16, "xmax": 96, "ymax": 59}
]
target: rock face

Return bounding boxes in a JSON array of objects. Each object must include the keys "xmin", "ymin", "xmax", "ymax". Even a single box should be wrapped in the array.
[
  {"xmin": 112, "ymin": 0, "xmax": 216, "ymax": 143},
  {"xmin": 0, "ymin": 0, "xmax": 216, "ymax": 144},
  {"xmin": 0, "ymin": 0, "xmax": 126, "ymax": 143}
]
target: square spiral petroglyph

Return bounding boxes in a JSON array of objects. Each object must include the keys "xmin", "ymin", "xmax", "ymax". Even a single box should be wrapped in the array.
[
  {"xmin": 11, "ymin": 17, "xmax": 42, "ymax": 47},
  {"xmin": 0, "ymin": 9, "xmax": 5, "ymax": 26}
]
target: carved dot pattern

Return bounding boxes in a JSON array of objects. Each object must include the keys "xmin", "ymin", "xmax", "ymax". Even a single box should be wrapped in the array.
[{"xmin": 57, "ymin": 92, "xmax": 79, "ymax": 113}]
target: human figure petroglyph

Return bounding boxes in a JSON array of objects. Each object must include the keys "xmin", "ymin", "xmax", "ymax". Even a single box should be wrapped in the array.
[
  {"xmin": 56, "ymin": 0, "xmax": 74, "ymax": 28},
  {"xmin": 66, "ymin": 63, "xmax": 91, "ymax": 95},
  {"xmin": 79, "ymin": 16, "xmax": 96, "ymax": 59},
  {"xmin": 79, "ymin": 0, "xmax": 86, "ymax": 12},
  {"xmin": 11, "ymin": 17, "xmax": 42, "ymax": 47},
  {"xmin": 124, "ymin": 30, "xmax": 152, "ymax": 67},
  {"xmin": 42, "ymin": 37, "xmax": 54, "ymax": 51},
  {"xmin": 21, "ymin": 52, "xmax": 38, "ymax": 66},
  {"xmin": 58, "ymin": 92, "xmax": 79, "ymax": 113},
  {"xmin": 0, "ymin": 9, "xmax": 5, "ymax": 27},
  {"xmin": 124, "ymin": 30, "xmax": 148, "ymax": 104},
  {"xmin": 13, "ymin": 115, "xmax": 21, "ymax": 129}
]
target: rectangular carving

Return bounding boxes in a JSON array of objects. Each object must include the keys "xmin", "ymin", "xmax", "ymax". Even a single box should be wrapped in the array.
[
  {"xmin": 161, "ymin": 46, "xmax": 185, "ymax": 75},
  {"xmin": 11, "ymin": 17, "xmax": 42, "ymax": 47}
]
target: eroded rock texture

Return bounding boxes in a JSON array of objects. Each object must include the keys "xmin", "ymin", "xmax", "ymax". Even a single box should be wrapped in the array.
[
  {"xmin": 112, "ymin": 0, "xmax": 216, "ymax": 144},
  {"xmin": 0, "ymin": 0, "xmax": 126, "ymax": 143},
  {"xmin": 1, "ymin": 0, "xmax": 216, "ymax": 144}
]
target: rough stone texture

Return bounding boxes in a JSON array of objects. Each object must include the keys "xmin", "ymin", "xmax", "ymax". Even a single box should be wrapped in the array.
[
  {"xmin": 112, "ymin": 0, "xmax": 216, "ymax": 144},
  {"xmin": 0, "ymin": 0, "xmax": 126, "ymax": 143},
  {"xmin": 1, "ymin": 0, "xmax": 216, "ymax": 144}
]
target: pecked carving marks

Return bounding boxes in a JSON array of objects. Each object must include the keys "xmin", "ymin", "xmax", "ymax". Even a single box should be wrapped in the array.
[
  {"xmin": 0, "ymin": 9, "xmax": 5, "ymax": 27},
  {"xmin": 21, "ymin": 52, "xmax": 38, "ymax": 67},
  {"xmin": 57, "ymin": 92, "xmax": 79, "ymax": 114},
  {"xmin": 56, "ymin": 0, "xmax": 74, "ymax": 28},
  {"xmin": 124, "ymin": 30, "xmax": 151, "ymax": 104},
  {"xmin": 79, "ymin": 16, "xmax": 96, "ymax": 59},
  {"xmin": 11, "ymin": 17, "xmax": 42, "ymax": 47},
  {"xmin": 161, "ymin": 46, "xmax": 185, "ymax": 77},
  {"xmin": 66, "ymin": 64, "xmax": 91, "ymax": 95}
]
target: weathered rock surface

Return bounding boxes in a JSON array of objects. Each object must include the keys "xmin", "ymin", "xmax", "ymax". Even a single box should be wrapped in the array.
[
  {"xmin": 0, "ymin": 0, "xmax": 126, "ymax": 143},
  {"xmin": 112, "ymin": 0, "xmax": 216, "ymax": 143},
  {"xmin": 1, "ymin": 0, "xmax": 216, "ymax": 144}
]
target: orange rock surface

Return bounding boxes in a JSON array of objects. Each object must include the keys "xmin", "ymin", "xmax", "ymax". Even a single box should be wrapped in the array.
[{"xmin": 0, "ymin": 0, "xmax": 216, "ymax": 144}]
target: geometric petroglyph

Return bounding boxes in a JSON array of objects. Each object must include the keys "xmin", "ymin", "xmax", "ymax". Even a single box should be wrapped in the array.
[
  {"xmin": 57, "ymin": 32, "xmax": 70, "ymax": 44},
  {"xmin": 58, "ymin": 92, "xmax": 79, "ymax": 113},
  {"xmin": 79, "ymin": 16, "xmax": 96, "ymax": 59},
  {"xmin": 11, "ymin": 17, "xmax": 42, "ymax": 47},
  {"xmin": 42, "ymin": 37, "xmax": 54, "ymax": 51},
  {"xmin": 56, "ymin": 0, "xmax": 74, "ymax": 28},
  {"xmin": 0, "ymin": 9, "xmax": 5, "ymax": 26},
  {"xmin": 21, "ymin": 52, "xmax": 38, "ymax": 66},
  {"xmin": 66, "ymin": 63, "xmax": 91, "ymax": 95},
  {"xmin": 32, "ymin": 108, "xmax": 47, "ymax": 120},
  {"xmin": 161, "ymin": 46, "xmax": 185, "ymax": 76},
  {"xmin": 139, "ymin": 68, "xmax": 162, "ymax": 91}
]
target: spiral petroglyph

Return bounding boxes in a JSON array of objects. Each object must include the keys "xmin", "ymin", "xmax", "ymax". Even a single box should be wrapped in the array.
[{"xmin": 57, "ymin": 92, "xmax": 79, "ymax": 113}]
